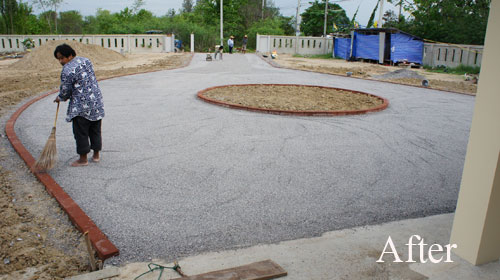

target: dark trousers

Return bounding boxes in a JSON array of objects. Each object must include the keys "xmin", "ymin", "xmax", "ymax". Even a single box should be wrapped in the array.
[
  {"xmin": 72, "ymin": 116, "xmax": 102, "ymax": 155},
  {"xmin": 229, "ymin": 46, "xmax": 233, "ymax": 53}
]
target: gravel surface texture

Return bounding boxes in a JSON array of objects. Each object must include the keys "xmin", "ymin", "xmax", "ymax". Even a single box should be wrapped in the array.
[
  {"xmin": 15, "ymin": 53, "xmax": 474, "ymax": 265},
  {"xmin": 373, "ymin": 68, "xmax": 426, "ymax": 80}
]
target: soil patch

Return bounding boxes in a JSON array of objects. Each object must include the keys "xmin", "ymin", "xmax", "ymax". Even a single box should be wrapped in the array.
[
  {"xmin": 201, "ymin": 85, "xmax": 385, "ymax": 113},
  {"xmin": 9, "ymin": 40, "xmax": 125, "ymax": 70},
  {"xmin": 0, "ymin": 44, "xmax": 191, "ymax": 279},
  {"xmin": 270, "ymin": 54, "xmax": 477, "ymax": 95}
]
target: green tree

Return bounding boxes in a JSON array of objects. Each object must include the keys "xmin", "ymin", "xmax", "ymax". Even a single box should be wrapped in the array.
[
  {"xmin": 366, "ymin": 0, "xmax": 379, "ymax": 28},
  {"xmin": 0, "ymin": 0, "xmax": 17, "ymax": 33},
  {"xmin": 131, "ymin": 0, "xmax": 145, "ymax": 13},
  {"xmin": 398, "ymin": 0, "xmax": 491, "ymax": 45},
  {"xmin": 92, "ymin": 8, "xmax": 120, "ymax": 34},
  {"xmin": 300, "ymin": 0, "xmax": 350, "ymax": 36},
  {"xmin": 33, "ymin": 0, "xmax": 63, "ymax": 32},
  {"xmin": 0, "ymin": 1, "xmax": 41, "ymax": 34},
  {"xmin": 182, "ymin": 0, "xmax": 193, "ymax": 13},
  {"xmin": 59, "ymin": 10, "xmax": 83, "ymax": 34},
  {"xmin": 382, "ymin": 10, "xmax": 398, "ymax": 26},
  {"xmin": 14, "ymin": 2, "xmax": 42, "ymax": 34},
  {"xmin": 39, "ymin": 10, "xmax": 57, "ymax": 32},
  {"xmin": 247, "ymin": 17, "xmax": 290, "ymax": 48},
  {"xmin": 166, "ymin": 8, "xmax": 176, "ymax": 17}
]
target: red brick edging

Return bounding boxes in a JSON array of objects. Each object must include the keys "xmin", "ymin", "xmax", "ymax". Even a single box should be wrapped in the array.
[
  {"xmin": 4, "ymin": 53, "xmax": 195, "ymax": 261},
  {"xmin": 5, "ymin": 90, "xmax": 118, "ymax": 260},
  {"xmin": 197, "ymin": 84, "xmax": 389, "ymax": 116}
]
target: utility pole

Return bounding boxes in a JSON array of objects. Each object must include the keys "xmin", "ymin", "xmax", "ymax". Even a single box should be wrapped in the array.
[
  {"xmin": 295, "ymin": 0, "xmax": 301, "ymax": 35},
  {"xmin": 398, "ymin": 0, "xmax": 402, "ymax": 22},
  {"xmin": 323, "ymin": 0, "xmax": 328, "ymax": 37},
  {"xmin": 262, "ymin": 0, "xmax": 265, "ymax": 19},
  {"xmin": 220, "ymin": 0, "xmax": 223, "ymax": 46},
  {"xmin": 378, "ymin": 0, "xmax": 384, "ymax": 28}
]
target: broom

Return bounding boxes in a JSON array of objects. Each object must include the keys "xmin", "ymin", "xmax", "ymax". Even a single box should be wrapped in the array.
[{"xmin": 34, "ymin": 102, "xmax": 60, "ymax": 172}]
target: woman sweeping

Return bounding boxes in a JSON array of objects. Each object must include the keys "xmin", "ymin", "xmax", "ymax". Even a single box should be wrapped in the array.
[{"xmin": 53, "ymin": 43, "xmax": 105, "ymax": 167}]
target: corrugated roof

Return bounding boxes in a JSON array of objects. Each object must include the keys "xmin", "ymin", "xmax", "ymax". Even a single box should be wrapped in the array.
[{"xmin": 354, "ymin": 28, "xmax": 423, "ymax": 40}]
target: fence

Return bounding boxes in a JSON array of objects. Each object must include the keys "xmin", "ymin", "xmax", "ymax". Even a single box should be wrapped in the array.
[
  {"xmin": 0, "ymin": 34, "xmax": 176, "ymax": 53},
  {"xmin": 423, "ymin": 43, "xmax": 483, "ymax": 68},
  {"xmin": 256, "ymin": 34, "xmax": 483, "ymax": 68},
  {"xmin": 256, "ymin": 35, "xmax": 333, "ymax": 56}
]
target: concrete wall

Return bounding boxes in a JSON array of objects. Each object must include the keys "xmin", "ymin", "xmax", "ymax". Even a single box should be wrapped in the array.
[
  {"xmin": 256, "ymin": 34, "xmax": 484, "ymax": 69},
  {"xmin": 0, "ymin": 34, "xmax": 175, "ymax": 53},
  {"xmin": 423, "ymin": 43, "xmax": 483, "ymax": 68},
  {"xmin": 256, "ymin": 35, "xmax": 333, "ymax": 56}
]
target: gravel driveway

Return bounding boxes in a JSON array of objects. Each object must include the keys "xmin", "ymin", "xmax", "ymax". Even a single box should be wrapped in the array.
[{"xmin": 15, "ymin": 53, "xmax": 474, "ymax": 264}]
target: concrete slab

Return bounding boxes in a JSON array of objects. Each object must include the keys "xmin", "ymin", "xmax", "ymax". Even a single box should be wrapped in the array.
[
  {"xmin": 15, "ymin": 53, "xmax": 475, "ymax": 265},
  {"xmin": 65, "ymin": 267, "xmax": 120, "ymax": 280},
  {"xmin": 108, "ymin": 213, "xmax": 484, "ymax": 280},
  {"xmin": 411, "ymin": 253, "xmax": 500, "ymax": 280}
]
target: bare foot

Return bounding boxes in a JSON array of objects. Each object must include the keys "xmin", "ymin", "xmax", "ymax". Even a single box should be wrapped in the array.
[
  {"xmin": 70, "ymin": 160, "xmax": 88, "ymax": 167},
  {"xmin": 92, "ymin": 151, "xmax": 100, "ymax": 162}
]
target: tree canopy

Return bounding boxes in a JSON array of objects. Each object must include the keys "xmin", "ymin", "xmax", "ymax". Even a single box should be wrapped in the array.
[
  {"xmin": 386, "ymin": 0, "xmax": 490, "ymax": 45},
  {"xmin": 0, "ymin": 0, "xmax": 491, "ymax": 49},
  {"xmin": 299, "ymin": 0, "xmax": 350, "ymax": 36}
]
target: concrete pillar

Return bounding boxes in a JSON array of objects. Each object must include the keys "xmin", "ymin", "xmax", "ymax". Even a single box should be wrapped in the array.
[
  {"xmin": 294, "ymin": 33, "xmax": 299, "ymax": 54},
  {"xmin": 256, "ymin": 34, "xmax": 260, "ymax": 52},
  {"xmin": 379, "ymin": 32, "xmax": 385, "ymax": 64},
  {"xmin": 349, "ymin": 31, "xmax": 355, "ymax": 59},
  {"xmin": 462, "ymin": 46, "xmax": 470, "ymax": 66},
  {"xmin": 267, "ymin": 35, "xmax": 271, "ymax": 54},
  {"xmin": 127, "ymin": 35, "xmax": 131, "ymax": 53},
  {"xmin": 450, "ymin": 0, "xmax": 500, "ymax": 266},
  {"xmin": 190, "ymin": 33, "xmax": 194, "ymax": 53}
]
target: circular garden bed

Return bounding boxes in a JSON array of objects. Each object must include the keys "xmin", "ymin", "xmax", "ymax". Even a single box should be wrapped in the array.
[{"xmin": 197, "ymin": 84, "xmax": 389, "ymax": 116}]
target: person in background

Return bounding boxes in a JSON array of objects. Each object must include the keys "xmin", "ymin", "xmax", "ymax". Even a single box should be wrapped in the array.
[
  {"xmin": 227, "ymin": 36, "xmax": 234, "ymax": 54},
  {"xmin": 174, "ymin": 39, "xmax": 182, "ymax": 52},
  {"xmin": 53, "ymin": 44, "xmax": 105, "ymax": 167},
  {"xmin": 214, "ymin": 45, "xmax": 224, "ymax": 60},
  {"xmin": 242, "ymin": 35, "xmax": 248, "ymax": 54}
]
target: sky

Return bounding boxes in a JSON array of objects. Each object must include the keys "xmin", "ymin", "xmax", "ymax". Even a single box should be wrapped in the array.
[{"xmin": 31, "ymin": 0, "xmax": 403, "ymax": 27}]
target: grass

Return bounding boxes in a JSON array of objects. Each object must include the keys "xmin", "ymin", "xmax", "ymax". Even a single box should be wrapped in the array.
[{"xmin": 424, "ymin": 64, "xmax": 481, "ymax": 75}]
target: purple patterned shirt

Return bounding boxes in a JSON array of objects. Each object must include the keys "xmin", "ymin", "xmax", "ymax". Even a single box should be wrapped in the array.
[{"xmin": 58, "ymin": 56, "xmax": 105, "ymax": 122}]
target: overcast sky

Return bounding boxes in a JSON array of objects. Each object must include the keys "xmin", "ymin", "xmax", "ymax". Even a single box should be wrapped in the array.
[{"xmin": 31, "ymin": 0, "xmax": 402, "ymax": 27}]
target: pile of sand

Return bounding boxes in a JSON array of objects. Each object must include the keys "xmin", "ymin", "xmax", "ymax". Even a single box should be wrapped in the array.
[
  {"xmin": 9, "ymin": 40, "xmax": 125, "ymax": 70},
  {"xmin": 372, "ymin": 68, "xmax": 425, "ymax": 81}
]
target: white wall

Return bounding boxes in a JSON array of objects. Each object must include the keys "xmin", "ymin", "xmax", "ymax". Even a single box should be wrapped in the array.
[
  {"xmin": 257, "ymin": 35, "xmax": 333, "ymax": 56},
  {"xmin": 0, "ymin": 34, "xmax": 175, "ymax": 53},
  {"xmin": 256, "ymin": 34, "xmax": 484, "ymax": 68},
  {"xmin": 423, "ymin": 43, "xmax": 483, "ymax": 68}
]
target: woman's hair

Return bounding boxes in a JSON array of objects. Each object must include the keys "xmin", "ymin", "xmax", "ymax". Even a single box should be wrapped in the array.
[{"xmin": 54, "ymin": 44, "xmax": 76, "ymax": 58}]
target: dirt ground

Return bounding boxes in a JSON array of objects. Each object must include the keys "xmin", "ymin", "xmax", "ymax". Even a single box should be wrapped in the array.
[
  {"xmin": 202, "ymin": 85, "xmax": 384, "ymax": 112},
  {"xmin": 271, "ymin": 54, "xmax": 477, "ymax": 95},
  {"xmin": 0, "ymin": 42, "xmax": 191, "ymax": 279},
  {"xmin": 0, "ymin": 47, "xmax": 476, "ymax": 279}
]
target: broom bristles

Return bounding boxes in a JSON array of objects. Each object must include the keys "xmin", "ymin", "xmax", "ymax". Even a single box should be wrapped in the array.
[{"xmin": 34, "ymin": 127, "xmax": 57, "ymax": 172}]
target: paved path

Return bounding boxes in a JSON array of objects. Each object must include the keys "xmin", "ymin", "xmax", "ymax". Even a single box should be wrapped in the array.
[{"xmin": 15, "ymin": 53, "xmax": 475, "ymax": 264}]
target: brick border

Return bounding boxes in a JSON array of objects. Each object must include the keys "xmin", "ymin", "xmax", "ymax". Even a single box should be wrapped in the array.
[
  {"xmin": 5, "ymin": 90, "xmax": 119, "ymax": 260},
  {"xmin": 4, "ymin": 52, "xmax": 195, "ymax": 261},
  {"xmin": 256, "ymin": 53, "xmax": 476, "ymax": 97},
  {"xmin": 197, "ymin": 84, "xmax": 389, "ymax": 116}
]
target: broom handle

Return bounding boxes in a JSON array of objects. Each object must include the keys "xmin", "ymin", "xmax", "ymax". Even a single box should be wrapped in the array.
[{"xmin": 53, "ymin": 102, "xmax": 60, "ymax": 128}]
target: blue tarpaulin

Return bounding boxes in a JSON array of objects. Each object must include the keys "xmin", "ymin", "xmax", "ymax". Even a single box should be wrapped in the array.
[
  {"xmin": 354, "ymin": 33, "xmax": 379, "ymax": 60},
  {"xmin": 390, "ymin": 33, "xmax": 423, "ymax": 64},
  {"xmin": 334, "ymin": 38, "xmax": 351, "ymax": 59}
]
